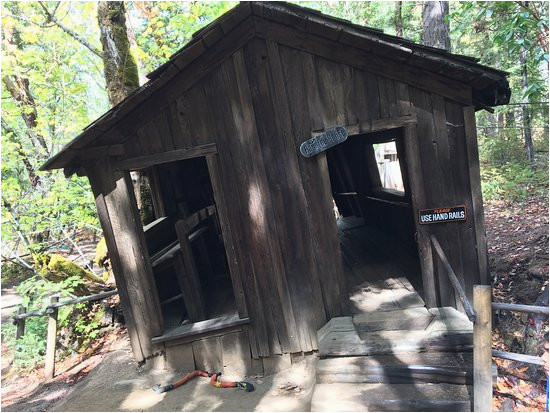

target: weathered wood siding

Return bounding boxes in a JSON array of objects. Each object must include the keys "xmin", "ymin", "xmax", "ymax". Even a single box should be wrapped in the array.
[{"xmin": 118, "ymin": 36, "xmax": 485, "ymax": 356}]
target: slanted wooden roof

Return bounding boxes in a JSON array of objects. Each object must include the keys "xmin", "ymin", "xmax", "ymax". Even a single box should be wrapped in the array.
[{"xmin": 41, "ymin": 1, "xmax": 510, "ymax": 172}]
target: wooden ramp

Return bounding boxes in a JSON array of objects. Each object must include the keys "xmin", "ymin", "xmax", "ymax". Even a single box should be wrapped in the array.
[
  {"xmin": 312, "ymin": 306, "xmax": 474, "ymax": 411},
  {"xmin": 311, "ymin": 218, "xmax": 475, "ymax": 411},
  {"xmin": 312, "ymin": 265, "xmax": 474, "ymax": 412}
]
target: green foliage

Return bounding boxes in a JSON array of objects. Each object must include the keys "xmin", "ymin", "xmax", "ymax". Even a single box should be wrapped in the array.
[
  {"xmin": 1, "ymin": 317, "xmax": 48, "ymax": 370},
  {"xmin": 129, "ymin": 2, "xmax": 238, "ymax": 73},
  {"xmin": 5, "ymin": 272, "xmax": 108, "ymax": 370},
  {"xmin": 1, "ymin": 2, "xmax": 103, "ymax": 249},
  {"xmin": 481, "ymin": 161, "xmax": 548, "ymax": 201},
  {"xmin": 449, "ymin": 1, "xmax": 548, "ymax": 102},
  {"xmin": 0, "ymin": 262, "xmax": 33, "ymax": 286}
]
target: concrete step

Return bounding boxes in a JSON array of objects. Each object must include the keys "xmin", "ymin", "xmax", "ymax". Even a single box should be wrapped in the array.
[
  {"xmin": 317, "ymin": 352, "xmax": 473, "ymax": 384},
  {"xmin": 311, "ymin": 383, "xmax": 472, "ymax": 412}
]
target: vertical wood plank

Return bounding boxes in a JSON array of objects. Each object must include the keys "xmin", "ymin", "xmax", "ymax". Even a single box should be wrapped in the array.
[
  {"xmin": 202, "ymin": 67, "xmax": 272, "ymax": 357},
  {"xmin": 302, "ymin": 53, "xmax": 324, "ymax": 131},
  {"xmin": 396, "ymin": 84, "xmax": 436, "ymax": 308},
  {"xmin": 16, "ymin": 306, "xmax": 26, "ymax": 339},
  {"xmin": 473, "ymin": 284, "xmax": 492, "ymax": 412},
  {"xmin": 402, "ymin": 125, "xmax": 437, "ymax": 308},
  {"xmin": 44, "ymin": 295, "xmax": 59, "ymax": 380},
  {"xmin": 192, "ymin": 336, "xmax": 222, "ymax": 373},
  {"xmin": 264, "ymin": 40, "xmax": 335, "ymax": 348},
  {"xmin": 88, "ymin": 163, "xmax": 145, "ymax": 362},
  {"xmin": 227, "ymin": 49, "xmax": 289, "ymax": 355},
  {"xmin": 409, "ymin": 86, "xmax": 454, "ymax": 307},
  {"xmin": 165, "ymin": 342, "xmax": 195, "ymax": 373},
  {"xmin": 206, "ymin": 155, "xmax": 248, "ymax": 319},
  {"xmin": 175, "ymin": 221, "xmax": 206, "ymax": 322},
  {"xmin": 432, "ymin": 93, "xmax": 466, "ymax": 310},
  {"xmin": 464, "ymin": 106, "xmax": 489, "ymax": 285},
  {"xmin": 446, "ymin": 101, "xmax": 481, "ymax": 305},
  {"xmin": 284, "ymin": 46, "xmax": 347, "ymax": 321},
  {"xmin": 316, "ymin": 56, "xmax": 346, "ymax": 127},
  {"xmin": 87, "ymin": 159, "xmax": 163, "ymax": 361},
  {"xmin": 220, "ymin": 331, "xmax": 252, "ymax": 377},
  {"xmin": 173, "ymin": 251, "xmax": 206, "ymax": 322}
]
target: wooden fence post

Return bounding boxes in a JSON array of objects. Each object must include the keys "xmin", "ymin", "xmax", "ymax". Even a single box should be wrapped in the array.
[
  {"xmin": 45, "ymin": 295, "xmax": 59, "ymax": 381},
  {"xmin": 473, "ymin": 285, "xmax": 492, "ymax": 412},
  {"xmin": 15, "ymin": 306, "xmax": 26, "ymax": 339}
]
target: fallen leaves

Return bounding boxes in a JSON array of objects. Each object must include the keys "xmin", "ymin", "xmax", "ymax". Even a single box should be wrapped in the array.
[{"xmin": 486, "ymin": 195, "xmax": 549, "ymax": 412}]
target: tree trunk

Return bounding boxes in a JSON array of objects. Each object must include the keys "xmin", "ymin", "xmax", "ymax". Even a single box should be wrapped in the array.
[
  {"xmin": 520, "ymin": 42, "xmax": 535, "ymax": 167},
  {"xmin": 394, "ymin": 1, "xmax": 403, "ymax": 37},
  {"xmin": 1, "ymin": 120, "xmax": 41, "ymax": 187},
  {"xmin": 422, "ymin": 1, "xmax": 451, "ymax": 51},
  {"xmin": 97, "ymin": 1, "xmax": 140, "ymax": 106},
  {"xmin": 96, "ymin": 2, "xmax": 153, "ymax": 222}
]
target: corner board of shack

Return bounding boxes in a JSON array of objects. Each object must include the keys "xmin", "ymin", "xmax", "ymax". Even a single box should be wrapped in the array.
[{"xmin": 41, "ymin": 2, "xmax": 515, "ymax": 411}]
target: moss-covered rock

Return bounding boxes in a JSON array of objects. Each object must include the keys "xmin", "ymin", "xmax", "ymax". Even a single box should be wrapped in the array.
[
  {"xmin": 95, "ymin": 237, "xmax": 109, "ymax": 267},
  {"xmin": 34, "ymin": 253, "xmax": 105, "ymax": 296}
]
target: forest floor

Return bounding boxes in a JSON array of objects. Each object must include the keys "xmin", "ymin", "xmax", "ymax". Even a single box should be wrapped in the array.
[
  {"xmin": 1, "ymin": 194, "xmax": 548, "ymax": 412},
  {"xmin": 485, "ymin": 194, "xmax": 549, "ymax": 412}
]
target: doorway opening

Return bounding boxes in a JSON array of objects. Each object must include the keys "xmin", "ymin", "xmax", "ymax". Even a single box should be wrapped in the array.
[
  {"xmin": 326, "ymin": 127, "xmax": 424, "ymax": 313},
  {"xmin": 134, "ymin": 156, "xmax": 238, "ymax": 331}
]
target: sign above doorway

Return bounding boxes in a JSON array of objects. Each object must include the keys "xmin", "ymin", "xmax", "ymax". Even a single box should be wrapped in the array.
[{"xmin": 300, "ymin": 127, "xmax": 348, "ymax": 158}]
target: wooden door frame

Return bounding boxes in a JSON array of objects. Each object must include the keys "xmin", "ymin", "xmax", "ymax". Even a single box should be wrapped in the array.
[
  {"xmin": 402, "ymin": 123, "xmax": 437, "ymax": 308},
  {"xmin": 314, "ymin": 116, "xmax": 437, "ymax": 309}
]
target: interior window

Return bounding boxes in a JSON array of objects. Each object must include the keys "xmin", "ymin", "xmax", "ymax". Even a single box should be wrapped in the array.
[{"xmin": 372, "ymin": 141, "xmax": 405, "ymax": 194}]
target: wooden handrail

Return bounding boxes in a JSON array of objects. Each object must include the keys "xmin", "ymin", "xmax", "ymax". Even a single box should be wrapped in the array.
[
  {"xmin": 12, "ymin": 289, "xmax": 119, "ymax": 381},
  {"xmin": 13, "ymin": 289, "xmax": 118, "ymax": 320},
  {"xmin": 492, "ymin": 302, "xmax": 549, "ymax": 315},
  {"xmin": 492, "ymin": 350, "xmax": 545, "ymax": 366},
  {"xmin": 430, "ymin": 234, "xmax": 476, "ymax": 322}
]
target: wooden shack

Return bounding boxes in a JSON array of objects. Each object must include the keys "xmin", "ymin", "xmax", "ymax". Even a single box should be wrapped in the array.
[{"xmin": 41, "ymin": 2, "xmax": 510, "ymax": 374}]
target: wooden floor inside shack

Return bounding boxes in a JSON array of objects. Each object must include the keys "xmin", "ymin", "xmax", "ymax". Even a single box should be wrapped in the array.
[
  {"xmin": 337, "ymin": 215, "xmax": 425, "ymax": 312},
  {"xmin": 313, "ymin": 216, "xmax": 475, "ymax": 411}
]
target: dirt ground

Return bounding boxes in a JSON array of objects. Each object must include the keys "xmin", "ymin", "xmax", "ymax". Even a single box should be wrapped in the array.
[
  {"xmin": 2, "ymin": 333, "xmax": 318, "ymax": 412},
  {"xmin": 1, "ymin": 195, "xmax": 548, "ymax": 412},
  {"xmin": 485, "ymin": 195, "xmax": 549, "ymax": 412}
]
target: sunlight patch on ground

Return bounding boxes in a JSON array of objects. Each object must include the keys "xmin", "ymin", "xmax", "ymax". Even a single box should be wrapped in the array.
[{"xmin": 121, "ymin": 388, "xmax": 165, "ymax": 410}]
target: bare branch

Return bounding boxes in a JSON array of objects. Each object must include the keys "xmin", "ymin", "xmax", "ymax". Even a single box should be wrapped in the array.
[{"xmin": 38, "ymin": 1, "xmax": 104, "ymax": 59}]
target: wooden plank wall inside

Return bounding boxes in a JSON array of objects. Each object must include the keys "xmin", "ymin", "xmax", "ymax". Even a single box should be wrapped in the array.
[{"xmin": 115, "ymin": 37, "xmax": 483, "ymax": 357}]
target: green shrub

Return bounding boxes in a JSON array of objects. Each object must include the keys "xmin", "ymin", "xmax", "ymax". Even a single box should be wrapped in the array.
[
  {"xmin": 1, "ymin": 316, "xmax": 48, "ymax": 370},
  {"xmin": 481, "ymin": 161, "xmax": 549, "ymax": 201}
]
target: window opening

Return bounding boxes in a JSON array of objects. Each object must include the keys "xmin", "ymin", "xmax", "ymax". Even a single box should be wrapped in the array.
[
  {"xmin": 373, "ymin": 141, "xmax": 405, "ymax": 194},
  {"xmin": 136, "ymin": 156, "xmax": 237, "ymax": 332}
]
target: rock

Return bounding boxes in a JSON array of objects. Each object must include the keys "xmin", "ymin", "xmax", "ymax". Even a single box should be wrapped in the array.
[{"xmin": 34, "ymin": 253, "xmax": 105, "ymax": 296}]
